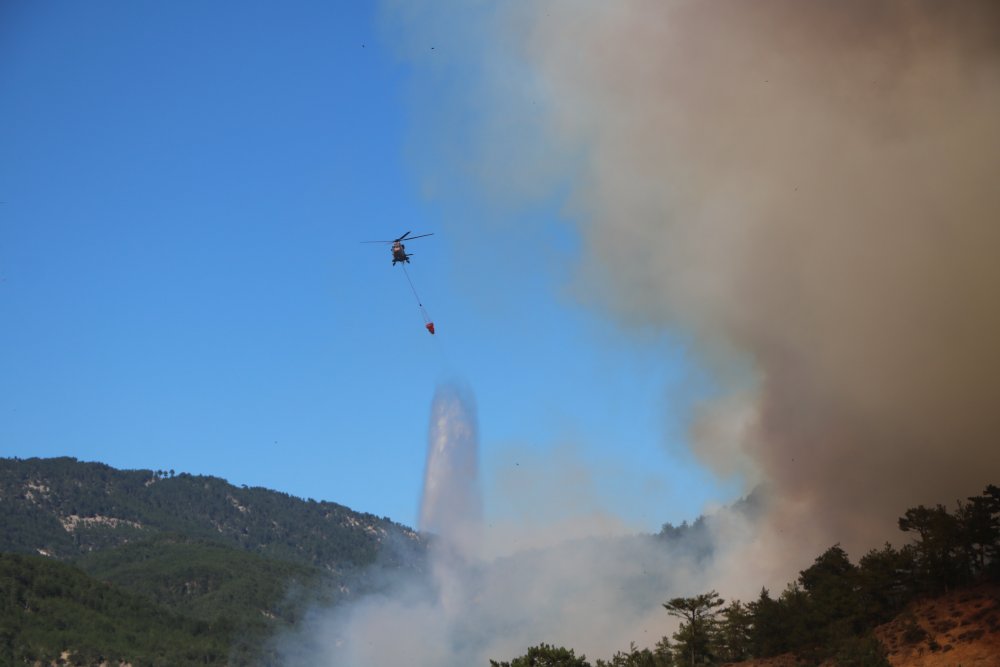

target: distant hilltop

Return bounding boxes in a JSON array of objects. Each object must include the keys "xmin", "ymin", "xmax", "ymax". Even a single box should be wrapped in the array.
[
  {"xmin": 0, "ymin": 456, "xmax": 429, "ymax": 666},
  {"xmin": 0, "ymin": 455, "xmax": 423, "ymax": 571}
]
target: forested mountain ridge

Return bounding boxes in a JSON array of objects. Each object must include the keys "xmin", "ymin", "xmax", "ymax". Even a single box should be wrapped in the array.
[
  {"xmin": 0, "ymin": 456, "xmax": 422, "ymax": 571},
  {"xmin": 0, "ymin": 456, "xmax": 427, "ymax": 665},
  {"xmin": 6, "ymin": 457, "xmax": 997, "ymax": 666}
]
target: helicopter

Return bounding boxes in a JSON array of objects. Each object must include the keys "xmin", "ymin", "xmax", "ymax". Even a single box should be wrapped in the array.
[
  {"xmin": 361, "ymin": 230, "xmax": 437, "ymax": 334},
  {"xmin": 362, "ymin": 231, "xmax": 434, "ymax": 266}
]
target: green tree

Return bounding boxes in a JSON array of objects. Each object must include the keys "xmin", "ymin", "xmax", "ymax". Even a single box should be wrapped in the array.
[
  {"xmin": 714, "ymin": 600, "xmax": 751, "ymax": 662},
  {"xmin": 798, "ymin": 544, "xmax": 863, "ymax": 646},
  {"xmin": 490, "ymin": 643, "xmax": 591, "ymax": 667},
  {"xmin": 955, "ymin": 486, "xmax": 1000, "ymax": 581},
  {"xmin": 899, "ymin": 504, "xmax": 964, "ymax": 591},
  {"xmin": 596, "ymin": 641, "xmax": 671, "ymax": 667},
  {"xmin": 982, "ymin": 484, "xmax": 1000, "ymax": 580},
  {"xmin": 856, "ymin": 543, "xmax": 917, "ymax": 625},
  {"xmin": 662, "ymin": 591, "xmax": 724, "ymax": 666},
  {"xmin": 746, "ymin": 584, "xmax": 815, "ymax": 659},
  {"xmin": 652, "ymin": 636, "xmax": 673, "ymax": 666},
  {"xmin": 776, "ymin": 583, "xmax": 815, "ymax": 654}
]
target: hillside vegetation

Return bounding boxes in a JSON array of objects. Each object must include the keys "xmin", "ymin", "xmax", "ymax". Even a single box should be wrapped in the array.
[
  {"xmin": 3, "ymin": 457, "xmax": 996, "ymax": 666},
  {"xmin": 0, "ymin": 456, "xmax": 421, "ymax": 570},
  {"xmin": 0, "ymin": 552, "xmax": 230, "ymax": 666},
  {"xmin": 492, "ymin": 484, "xmax": 1000, "ymax": 667},
  {"xmin": 0, "ymin": 456, "xmax": 426, "ymax": 666}
]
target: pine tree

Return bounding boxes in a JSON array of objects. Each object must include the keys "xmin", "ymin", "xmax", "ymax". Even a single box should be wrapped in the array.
[{"xmin": 662, "ymin": 591, "xmax": 724, "ymax": 666}]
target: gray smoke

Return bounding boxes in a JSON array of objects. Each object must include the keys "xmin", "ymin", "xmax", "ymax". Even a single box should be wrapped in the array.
[
  {"xmin": 276, "ymin": 385, "xmax": 767, "ymax": 665},
  {"xmin": 278, "ymin": 4, "xmax": 1000, "ymax": 662},
  {"xmin": 384, "ymin": 0, "xmax": 1000, "ymax": 568}
]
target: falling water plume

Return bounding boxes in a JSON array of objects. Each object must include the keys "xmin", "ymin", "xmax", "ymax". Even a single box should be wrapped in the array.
[{"xmin": 420, "ymin": 383, "xmax": 482, "ymax": 558}]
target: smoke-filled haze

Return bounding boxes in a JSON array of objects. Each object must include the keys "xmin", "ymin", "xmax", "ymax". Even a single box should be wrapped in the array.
[
  {"xmin": 279, "ymin": 385, "xmax": 763, "ymax": 666},
  {"xmin": 387, "ymin": 0, "xmax": 1000, "ymax": 562},
  {"xmin": 279, "ymin": 2, "xmax": 1000, "ymax": 663}
]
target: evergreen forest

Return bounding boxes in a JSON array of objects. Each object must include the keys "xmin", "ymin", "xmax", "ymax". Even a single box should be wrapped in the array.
[
  {"xmin": 2, "ymin": 457, "xmax": 997, "ymax": 666},
  {"xmin": 0, "ymin": 456, "xmax": 426, "ymax": 665},
  {"xmin": 491, "ymin": 484, "xmax": 1000, "ymax": 666}
]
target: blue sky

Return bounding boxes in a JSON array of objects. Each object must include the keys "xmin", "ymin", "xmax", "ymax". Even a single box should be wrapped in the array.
[{"xmin": 0, "ymin": 2, "xmax": 739, "ymax": 532}]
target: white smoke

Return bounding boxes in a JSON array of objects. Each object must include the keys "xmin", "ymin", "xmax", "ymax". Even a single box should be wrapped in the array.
[{"xmin": 276, "ymin": 385, "xmax": 769, "ymax": 665}]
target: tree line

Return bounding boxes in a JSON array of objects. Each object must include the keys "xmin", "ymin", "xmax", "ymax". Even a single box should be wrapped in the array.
[{"xmin": 492, "ymin": 484, "xmax": 999, "ymax": 666}]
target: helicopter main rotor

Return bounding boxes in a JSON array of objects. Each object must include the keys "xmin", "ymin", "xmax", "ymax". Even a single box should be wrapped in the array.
[{"xmin": 361, "ymin": 230, "xmax": 434, "ymax": 244}]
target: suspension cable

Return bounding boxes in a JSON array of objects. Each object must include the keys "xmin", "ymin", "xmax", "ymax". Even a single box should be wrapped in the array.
[{"xmin": 402, "ymin": 264, "xmax": 432, "ymax": 327}]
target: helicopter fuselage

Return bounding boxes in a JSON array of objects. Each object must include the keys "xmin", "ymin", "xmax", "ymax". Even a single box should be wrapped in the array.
[{"xmin": 391, "ymin": 241, "xmax": 410, "ymax": 265}]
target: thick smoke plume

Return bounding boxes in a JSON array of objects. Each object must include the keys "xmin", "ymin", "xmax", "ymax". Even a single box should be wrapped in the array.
[
  {"xmin": 281, "ymin": 4, "xmax": 1000, "ymax": 662},
  {"xmin": 388, "ymin": 0, "xmax": 1000, "ymax": 564}
]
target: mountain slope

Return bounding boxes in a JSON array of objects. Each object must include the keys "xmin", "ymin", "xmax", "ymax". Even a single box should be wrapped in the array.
[
  {"xmin": 0, "ymin": 456, "xmax": 423, "ymax": 572},
  {"xmin": 0, "ymin": 456, "xmax": 428, "ymax": 665},
  {"xmin": 0, "ymin": 552, "xmax": 230, "ymax": 666},
  {"xmin": 875, "ymin": 584, "xmax": 1000, "ymax": 667},
  {"xmin": 723, "ymin": 586, "xmax": 1000, "ymax": 667},
  {"xmin": 74, "ymin": 533, "xmax": 328, "ymax": 623}
]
